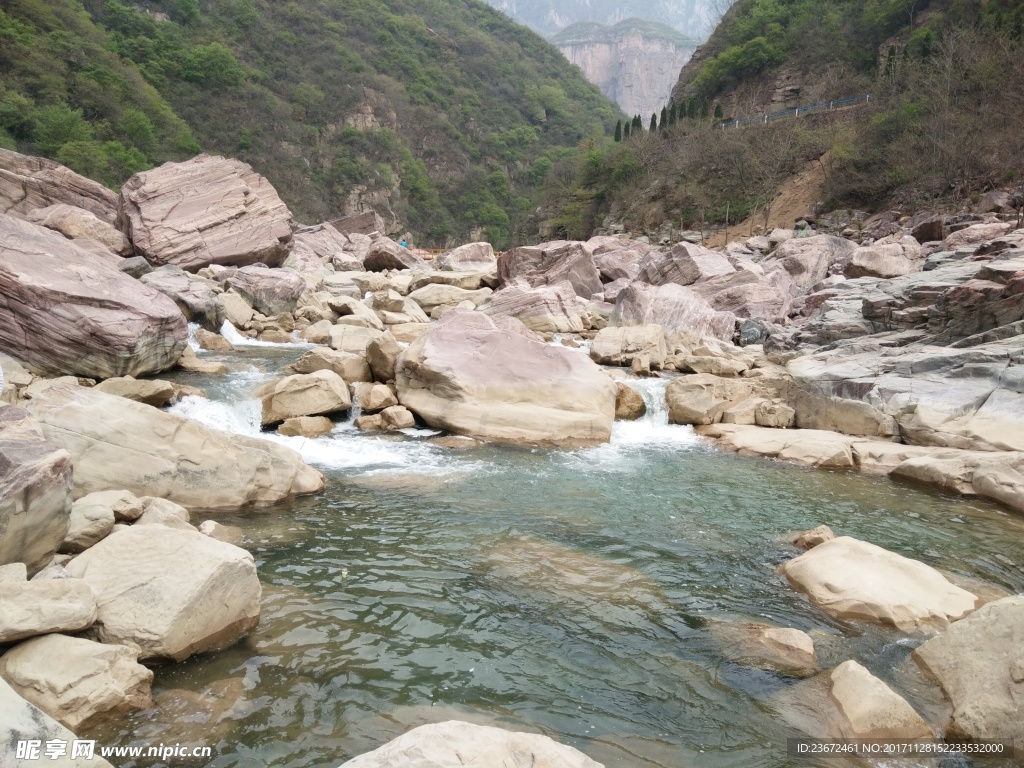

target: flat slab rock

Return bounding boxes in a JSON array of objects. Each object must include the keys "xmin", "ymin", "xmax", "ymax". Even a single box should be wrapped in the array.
[
  {"xmin": 0, "ymin": 147, "xmax": 117, "ymax": 223},
  {"xmin": 117, "ymin": 154, "xmax": 294, "ymax": 271},
  {"xmin": 780, "ymin": 536, "xmax": 979, "ymax": 632},
  {"xmin": 339, "ymin": 720, "xmax": 604, "ymax": 768}
]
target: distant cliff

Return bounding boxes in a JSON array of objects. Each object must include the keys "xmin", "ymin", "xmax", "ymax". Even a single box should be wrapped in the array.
[
  {"xmin": 483, "ymin": 0, "xmax": 718, "ymax": 39},
  {"xmin": 553, "ymin": 20, "xmax": 698, "ymax": 119}
]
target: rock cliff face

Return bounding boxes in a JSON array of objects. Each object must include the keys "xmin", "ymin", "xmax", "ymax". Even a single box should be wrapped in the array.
[
  {"xmin": 555, "ymin": 20, "xmax": 697, "ymax": 119},
  {"xmin": 485, "ymin": 0, "xmax": 717, "ymax": 39}
]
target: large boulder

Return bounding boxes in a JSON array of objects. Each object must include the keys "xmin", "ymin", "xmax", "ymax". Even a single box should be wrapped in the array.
[
  {"xmin": 761, "ymin": 235, "xmax": 857, "ymax": 288},
  {"xmin": 0, "ymin": 147, "xmax": 117, "ymax": 223},
  {"xmin": 479, "ymin": 279, "xmax": 584, "ymax": 333},
  {"xmin": 339, "ymin": 721, "xmax": 604, "ymax": 768},
  {"xmin": 690, "ymin": 266, "xmax": 797, "ymax": 323},
  {"xmin": 26, "ymin": 204, "xmax": 132, "ymax": 255},
  {"xmin": 913, "ymin": 596, "xmax": 1024, "ymax": 745},
  {"xmin": 117, "ymin": 154, "xmax": 294, "ymax": 270},
  {"xmin": 407, "ymin": 283, "xmax": 492, "ymax": 312},
  {"xmin": 396, "ymin": 311, "xmax": 616, "ymax": 446},
  {"xmin": 0, "ymin": 634, "xmax": 152, "ymax": 730},
  {"xmin": 943, "ymin": 221, "xmax": 1013, "ymax": 250},
  {"xmin": 255, "ymin": 370, "xmax": 351, "ymax": 426},
  {"xmin": 60, "ymin": 493, "xmax": 117, "ymax": 554},
  {"xmin": 779, "ymin": 536, "xmax": 979, "ymax": 631},
  {"xmin": 0, "ymin": 406, "xmax": 72, "ymax": 574},
  {"xmin": 846, "ymin": 235, "xmax": 925, "ymax": 279},
  {"xmin": 0, "ymin": 579, "xmax": 97, "ymax": 644},
  {"xmin": 225, "ymin": 265, "xmax": 307, "ymax": 316},
  {"xmin": 25, "ymin": 384, "xmax": 325, "ymax": 509},
  {"xmin": 65, "ymin": 526, "xmax": 261, "ymax": 663},
  {"xmin": 366, "ymin": 332, "xmax": 402, "ymax": 382},
  {"xmin": 590, "ymin": 325, "xmax": 666, "ymax": 368},
  {"xmin": 613, "ymin": 283, "xmax": 736, "ymax": 342},
  {"xmin": 93, "ymin": 376, "xmax": 176, "ymax": 408},
  {"xmin": 667, "ymin": 375, "xmax": 757, "ymax": 426},
  {"xmin": 363, "ymin": 238, "xmax": 429, "ymax": 271},
  {"xmin": 636, "ymin": 242, "xmax": 735, "ymax": 286},
  {"xmin": 0, "ymin": 677, "xmax": 115, "ymax": 768},
  {"xmin": 140, "ymin": 266, "xmax": 226, "ymax": 331},
  {"xmin": 434, "ymin": 242, "xmax": 496, "ymax": 271},
  {"xmin": 0, "ymin": 214, "xmax": 188, "ymax": 378},
  {"xmin": 498, "ymin": 241, "xmax": 603, "ymax": 299},
  {"xmin": 891, "ymin": 450, "xmax": 1024, "ymax": 514},
  {"xmin": 288, "ymin": 348, "xmax": 372, "ymax": 383}
]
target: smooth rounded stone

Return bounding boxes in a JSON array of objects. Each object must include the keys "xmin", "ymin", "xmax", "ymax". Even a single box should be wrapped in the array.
[
  {"xmin": 354, "ymin": 383, "xmax": 399, "ymax": 413},
  {"xmin": 328, "ymin": 325, "xmax": 385, "ymax": 355},
  {"xmin": 260, "ymin": 329, "xmax": 293, "ymax": 343},
  {"xmin": 590, "ymin": 325, "xmax": 667, "ymax": 368},
  {"xmin": 255, "ymin": 370, "xmax": 351, "ymax": 426},
  {"xmin": 0, "ymin": 147, "xmax": 117, "ymax": 222},
  {"xmin": 26, "ymin": 203, "xmax": 132, "ymax": 255},
  {"xmin": 0, "ymin": 214, "xmax": 188, "ymax": 379},
  {"xmin": 61, "ymin": 495, "xmax": 117, "ymax": 554},
  {"xmin": 93, "ymin": 376, "xmax": 176, "ymax": 408},
  {"xmin": 197, "ymin": 520, "xmax": 245, "ymax": 548},
  {"xmin": 943, "ymin": 222, "xmax": 1013, "ymax": 250},
  {"xmin": 194, "ymin": 328, "xmax": 234, "ymax": 352},
  {"xmin": 0, "ymin": 676, "xmax": 115, "ymax": 768},
  {"xmin": 615, "ymin": 382, "xmax": 646, "ymax": 421},
  {"xmin": 707, "ymin": 620, "xmax": 818, "ymax": 676},
  {"xmin": 396, "ymin": 311, "xmax": 616, "ymax": 447},
  {"xmin": 479, "ymin": 279, "xmax": 584, "ymax": 333},
  {"xmin": 0, "ymin": 634, "xmax": 153, "ymax": 730},
  {"xmin": 134, "ymin": 497, "xmax": 194, "ymax": 531},
  {"xmin": 139, "ymin": 266, "xmax": 227, "ymax": 331},
  {"xmin": 339, "ymin": 720, "xmax": 604, "ymax": 768},
  {"xmin": 434, "ymin": 242, "xmax": 496, "ymax": 271},
  {"xmin": 696, "ymin": 424, "xmax": 861, "ymax": 469},
  {"xmin": 289, "ymin": 348, "xmax": 372, "ymax": 383},
  {"xmin": 278, "ymin": 416, "xmax": 335, "ymax": 438},
  {"xmin": 221, "ymin": 291, "xmax": 255, "ymax": 328},
  {"xmin": 0, "ymin": 579, "xmax": 97, "ymax": 643},
  {"xmin": 779, "ymin": 536, "xmax": 979, "ymax": 632},
  {"xmin": 890, "ymin": 450, "xmax": 1024, "ymax": 514},
  {"xmin": 846, "ymin": 236, "xmax": 925, "ymax": 279},
  {"xmin": 408, "ymin": 283, "xmax": 492, "ymax": 312},
  {"xmin": 226, "ymin": 265, "xmax": 307, "ymax": 316},
  {"xmin": 354, "ymin": 414, "xmax": 384, "ymax": 431},
  {"xmin": 364, "ymin": 237, "xmax": 429, "ymax": 271},
  {"xmin": 65, "ymin": 526, "xmax": 261, "ymax": 662},
  {"xmin": 118, "ymin": 154, "xmax": 293, "ymax": 270},
  {"xmin": 1, "ymin": 404, "xmax": 75, "ymax": 575},
  {"xmin": 72, "ymin": 489, "xmax": 145, "ymax": 524},
  {"xmin": 177, "ymin": 346, "xmax": 229, "ymax": 375},
  {"xmin": 380, "ymin": 405, "xmax": 416, "ymax": 430},
  {"xmin": 366, "ymin": 332, "xmax": 401, "ymax": 382},
  {"xmin": 27, "ymin": 383, "xmax": 324, "ymax": 509},
  {"xmin": 791, "ymin": 525, "xmax": 836, "ymax": 550},
  {"xmin": 429, "ymin": 435, "xmax": 484, "ymax": 449},
  {"xmin": 913, "ymin": 596, "xmax": 1024, "ymax": 744}
]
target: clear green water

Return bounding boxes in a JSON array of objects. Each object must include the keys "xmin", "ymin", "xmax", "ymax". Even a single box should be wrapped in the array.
[{"xmin": 92, "ymin": 344, "xmax": 1024, "ymax": 768}]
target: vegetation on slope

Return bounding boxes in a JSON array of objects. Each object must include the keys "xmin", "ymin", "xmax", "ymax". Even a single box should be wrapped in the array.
[
  {"xmin": 539, "ymin": 0, "xmax": 1024, "ymax": 240},
  {"xmin": 0, "ymin": 0, "xmax": 621, "ymax": 246}
]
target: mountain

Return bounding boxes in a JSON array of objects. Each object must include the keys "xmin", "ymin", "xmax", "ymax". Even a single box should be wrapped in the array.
[
  {"xmin": 482, "ymin": 0, "xmax": 719, "ymax": 40},
  {"xmin": 539, "ymin": 0, "xmax": 1024, "ymax": 241},
  {"xmin": 552, "ymin": 19, "xmax": 698, "ymax": 119},
  {"xmin": 0, "ymin": 0, "xmax": 622, "ymax": 247}
]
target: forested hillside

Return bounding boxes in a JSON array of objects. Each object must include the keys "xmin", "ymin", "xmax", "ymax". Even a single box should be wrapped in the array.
[
  {"xmin": 0, "ymin": 0, "xmax": 620, "ymax": 245},
  {"xmin": 539, "ymin": 0, "xmax": 1024, "ymax": 240}
]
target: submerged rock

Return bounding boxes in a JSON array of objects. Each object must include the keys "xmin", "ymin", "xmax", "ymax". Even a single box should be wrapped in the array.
[
  {"xmin": 339, "ymin": 720, "xmax": 604, "ymax": 768},
  {"xmin": 0, "ymin": 214, "xmax": 188, "ymax": 379},
  {"xmin": 780, "ymin": 536, "xmax": 979, "ymax": 631},
  {"xmin": 396, "ymin": 311, "xmax": 615, "ymax": 447},
  {"xmin": 707, "ymin": 620, "xmax": 818, "ymax": 676}
]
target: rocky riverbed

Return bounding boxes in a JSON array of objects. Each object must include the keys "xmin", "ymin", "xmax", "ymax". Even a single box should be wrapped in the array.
[{"xmin": 2, "ymin": 147, "xmax": 1023, "ymax": 767}]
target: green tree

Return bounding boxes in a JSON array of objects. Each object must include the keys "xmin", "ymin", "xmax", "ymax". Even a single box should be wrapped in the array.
[
  {"xmin": 119, "ymin": 108, "xmax": 156, "ymax": 151},
  {"xmin": 660, "ymin": 106, "xmax": 668, "ymax": 130},
  {"xmin": 614, "ymin": 119, "xmax": 622, "ymax": 142},
  {"xmin": 632, "ymin": 114, "xmax": 643, "ymax": 132},
  {"xmin": 714, "ymin": 102, "xmax": 725, "ymax": 120},
  {"xmin": 649, "ymin": 113, "xmax": 658, "ymax": 132},
  {"xmin": 32, "ymin": 104, "xmax": 93, "ymax": 156},
  {"xmin": 623, "ymin": 121, "xmax": 630, "ymax": 139},
  {"xmin": 181, "ymin": 43, "xmax": 245, "ymax": 89}
]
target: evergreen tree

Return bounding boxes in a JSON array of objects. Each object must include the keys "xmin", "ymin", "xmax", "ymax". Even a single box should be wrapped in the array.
[
  {"xmin": 632, "ymin": 114, "xmax": 643, "ymax": 133},
  {"xmin": 614, "ymin": 119, "xmax": 622, "ymax": 142},
  {"xmin": 623, "ymin": 121, "xmax": 630, "ymax": 139},
  {"xmin": 699, "ymin": 99, "xmax": 709, "ymax": 119},
  {"xmin": 649, "ymin": 113, "xmax": 658, "ymax": 132},
  {"xmin": 686, "ymin": 98, "xmax": 697, "ymax": 119},
  {"xmin": 668, "ymin": 101, "xmax": 677, "ymax": 125},
  {"xmin": 714, "ymin": 103, "xmax": 724, "ymax": 120}
]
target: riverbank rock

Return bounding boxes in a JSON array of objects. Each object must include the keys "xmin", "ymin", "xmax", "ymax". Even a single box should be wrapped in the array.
[
  {"xmin": 0, "ymin": 634, "xmax": 152, "ymax": 730},
  {"xmin": 289, "ymin": 348, "xmax": 372, "ymax": 383},
  {"xmin": 779, "ymin": 536, "xmax": 979, "ymax": 631},
  {"xmin": 0, "ymin": 214, "xmax": 188, "ymax": 378},
  {"xmin": 434, "ymin": 242, "xmax": 496, "ymax": 271},
  {"xmin": 636, "ymin": 242, "xmax": 734, "ymax": 286},
  {"xmin": 0, "ymin": 677, "xmax": 115, "ymax": 768},
  {"xmin": 890, "ymin": 450, "xmax": 1024, "ymax": 513},
  {"xmin": 26, "ymin": 203, "xmax": 132, "ymax": 255},
  {"xmin": 255, "ymin": 370, "xmax": 351, "ymax": 426},
  {"xmin": 354, "ymin": 383, "xmax": 398, "ymax": 413},
  {"xmin": 761, "ymin": 235, "xmax": 857, "ymax": 288},
  {"xmin": 407, "ymin": 283, "xmax": 492, "ymax": 313},
  {"xmin": 846, "ymin": 236, "xmax": 925, "ymax": 279},
  {"xmin": 118, "ymin": 155, "xmax": 293, "ymax": 270},
  {"xmin": 139, "ymin": 267, "xmax": 226, "ymax": 331},
  {"xmin": 278, "ymin": 416, "xmax": 334, "ymax": 438},
  {"xmin": 613, "ymin": 283, "xmax": 736, "ymax": 342},
  {"xmin": 93, "ymin": 376, "xmax": 176, "ymax": 408},
  {"xmin": 366, "ymin": 332, "xmax": 401, "ymax": 382},
  {"xmin": 498, "ymin": 241, "xmax": 603, "ymax": 299},
  {"xmin": 0, "ymin": 579, "xmax": 97, "ymax": 643},
  {"xmin": 697, "ymin": 424, "xmax": 860, "ymax": 468},
  {"xmin": 177, "ymin": 346, "xmax": 229, "ymax": 375},
  {"xmin": 396, "ymin": 311, "xmax": 615, "ymax": 446},
  {"xmin": 1, "ymin": 147, "xmax": 118, "ymax": 222},
  {"xmin": 26, "ymin": 384, "xmax": 325, "ymax": 509},
  {"xmin": 615, "ymin": 383, "xmax": 646, "ymax": 421},
  {"xmin": 708, "ymin": 620, "xmax": 817, "ymax": 676},
  {"xmin": 0, "ymin": 406, "xmax": 73, "ymax": 574},
  {"xmin": 60, "ymin": 494, "xmax": 117, "ymax": 553},
  {"xmin": 667, "ymin": 376, "xmax": 756, "ymax": 427},
  {"xmin": 591, "ymin": 325, "xmax": 667, "ymax": 368},
  {"xmin": 364, "ymin": 238, "xmax": 429, "ymax": 271},
  {"xmin": 65, "ymin": 526, "xmax": 261, "ymax": 662},
  {"xmin": 913, "ymin": 595, "xmax": 1024, "ymax": 745},
  {"xmin": 226, "ymin": 265, "xmax": 307, "ymax": 315},
  {"xmin": 339, "ymin": 721, "xmax": 604, "ymax": 768},
  {"xmin": 479, "ymin": 279, "xmax": 584, "ymax": 333}
]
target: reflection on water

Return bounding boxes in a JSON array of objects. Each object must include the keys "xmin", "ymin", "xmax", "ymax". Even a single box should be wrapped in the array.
[{"xmin": 93, "ymin": 352, "xmax": 1024, "ymax": 768}]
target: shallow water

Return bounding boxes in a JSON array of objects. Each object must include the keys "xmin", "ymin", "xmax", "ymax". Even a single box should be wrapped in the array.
[{"xmin": 93, "ymin": 345, "xmax": 1024, "ymax": 768}]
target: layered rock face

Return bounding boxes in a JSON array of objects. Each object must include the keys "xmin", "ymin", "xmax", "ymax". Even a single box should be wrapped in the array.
[
  {"xmin": 117, "ymin": 154, "xmax": 294, "ymax": 270},
  {"xmin": 396, "ymin": 311, "xmax": 616, "ymax": 446},
  {"xmin": 0, "ymin": 214, "xmax": 188, "ymax": 378},
  {"xmin": 0, "ymin": 148, "xmax": 118, "ymax": 223},
  {"xmin": 25, "ymin": 384, "xmax": 325, "ymax": 509}
]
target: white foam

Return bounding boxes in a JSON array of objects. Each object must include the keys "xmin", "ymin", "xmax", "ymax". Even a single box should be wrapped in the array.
[
  {"xmin": 186, "ymin": 322, "xmax": 202, "ymax": 352},
  {"xmin": 220, "ymin": 321, "xmax": 311, "ymax": 348},
  {"xmin": 168, "ymin": 395, "xmax": 262, "ymax": 436}
]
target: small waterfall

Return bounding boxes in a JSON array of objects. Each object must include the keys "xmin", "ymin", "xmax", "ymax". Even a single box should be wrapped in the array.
[
  {"xmin": 186, "ymin": 322, "xmax": 202, "ymax": 352},
  {"xmin": 169, "ymin": 395, "xmax": 262, "ymax": 437},
  {"xmin": 220, "ymin": 321, "xmax": 307, "ymax": 348},
  {"xmin": 609, "ymin": 376, "xmax": 696, "ymax": 449},
  {"xmin": 624, "ymin": 377, "xmax": 672, "ymax": 428}
]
